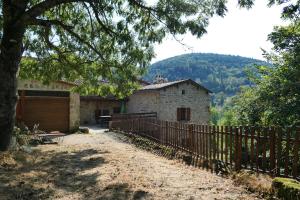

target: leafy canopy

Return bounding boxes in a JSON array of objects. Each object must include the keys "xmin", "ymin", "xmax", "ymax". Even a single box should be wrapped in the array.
[
  {"xmin": 231, "ymin": 20, "xmax": 300, "ymax": 126},
  {"xmin": 6, "ymin": 0, "xmax": 230, "ymax": 98},
  {"xmin": 1, "ymin": 0, "xmax": 297, "ymax": 98},
  {"xmin": 13, "ymin": 0, "xmax": 299, "ymax": 97}
]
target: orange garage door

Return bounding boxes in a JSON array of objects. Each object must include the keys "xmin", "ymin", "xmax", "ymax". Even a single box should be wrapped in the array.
[{"xmin": 20, "ymin": 96, "xmax": 69, "ymax": 132}]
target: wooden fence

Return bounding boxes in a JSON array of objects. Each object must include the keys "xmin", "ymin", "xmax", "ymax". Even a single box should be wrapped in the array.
[
  {"xmin": 112, "ymin": 112, "xmax": 157, "ymax": 120},
  {"xmin": 110, "ymin": 118, "xmax": 300, "ymax": 179}
]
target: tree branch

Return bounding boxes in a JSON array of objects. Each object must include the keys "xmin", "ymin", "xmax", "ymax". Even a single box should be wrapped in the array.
[
  {"xmin": 89, "ymin": 2, "xmax": 117, "ymax": 37},
  {"xmin": 82, "ymin": 2, "xmax": 95, "ymax": 36},
  {"xmin": 28, "ymin": 18, "xmax": 105, "ymax": 60},
  {"xmin": 127, "ymin": 0, "xmax": 157, "ymax": 13},
  {"xmin": 24, "ymin": 0, "xmax": 96, "ymax": 19}
]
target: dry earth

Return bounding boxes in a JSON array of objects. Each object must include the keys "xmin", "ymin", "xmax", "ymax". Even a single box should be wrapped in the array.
[{"xmin": 0, "ymin": 128, "xmax": 263, "ymax": 200}]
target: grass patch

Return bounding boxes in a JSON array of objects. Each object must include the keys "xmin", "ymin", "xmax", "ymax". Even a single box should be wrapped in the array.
[
  {"xmin": 129, "ymin": 134, "xmax": 177, "ymax": 159},
  {"xmin": 0, "ymin": 152, "xmax": 18, "ymax": 168},
  {"xmin": 232, "ymin": 170, "xmax": 274, "ymax": 198},
  {"xmin": 113, "ymin": 130, "xmax": 278, "ymax": 198},
  {"xmin": 0, "ymin": 150, "xmax": 40, "ymax": 169},
  {"xmin": 113, "ymin": 131, "xmax": 195, "ymax": 163}
]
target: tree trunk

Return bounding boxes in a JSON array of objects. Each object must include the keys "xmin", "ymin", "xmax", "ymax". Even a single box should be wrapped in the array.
[{"xmin": 0, "ymin": 20, "xmax": 25, "ymax": 151}]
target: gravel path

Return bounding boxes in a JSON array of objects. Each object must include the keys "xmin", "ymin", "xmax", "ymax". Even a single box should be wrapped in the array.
[{"xmin": 0, "ymin": 129, "xmax": 262, "ymax": 200}]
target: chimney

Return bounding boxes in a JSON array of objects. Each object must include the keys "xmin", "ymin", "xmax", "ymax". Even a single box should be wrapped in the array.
[{"xmin": 154, "ymin": 74, "xmax": 168, "ymax": 84}]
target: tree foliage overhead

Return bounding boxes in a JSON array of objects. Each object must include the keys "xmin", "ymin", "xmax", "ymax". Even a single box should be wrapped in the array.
[
  {"xmin": 10, "ymin": 0, "xmax": 299, "ymax": 97},
  {"xmin": 5, "ymin": 0, "xmax": 232, "ymax": 98}
]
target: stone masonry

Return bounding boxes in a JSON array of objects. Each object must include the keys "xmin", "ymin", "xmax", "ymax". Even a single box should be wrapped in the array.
[{"xmin": 127, "ymin": 80, "xmax": 211, "ymax": 124}]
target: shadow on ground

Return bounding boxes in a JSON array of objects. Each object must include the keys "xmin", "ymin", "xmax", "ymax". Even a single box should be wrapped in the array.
[{"xmin": 0, "ymin": 148, "xmax": 150, "ymax": 200}]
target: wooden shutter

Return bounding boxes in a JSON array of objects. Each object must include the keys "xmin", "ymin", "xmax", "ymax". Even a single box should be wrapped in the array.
[
  {"xmin": 182, "ymin": 108, "xmax": 186, "ymax": 120},
  {"xmin": 177, "ymin": 108, "xmax": 180, "ymax": 121},
  {"xmin": 187, "ymin": 108, "xmax": 191, "ymax": 121}
]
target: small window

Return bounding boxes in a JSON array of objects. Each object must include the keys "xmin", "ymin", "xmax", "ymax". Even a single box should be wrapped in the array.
[
  {"xmin": 177, "ymin": 108, "xmax": 191, "ymax": 121},
  {"xmin": 182, "ymin": 90, "xmax": 185, "ymax": 95},
  {"xmin": 113, "ymin": 107, "xmax": 121, "ymax": 114}
]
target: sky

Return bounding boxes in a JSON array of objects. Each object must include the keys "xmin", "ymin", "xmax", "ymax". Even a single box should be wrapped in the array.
[{"xmin": 151, "ymin": 0, "xmax": 287, "ymax": 63}]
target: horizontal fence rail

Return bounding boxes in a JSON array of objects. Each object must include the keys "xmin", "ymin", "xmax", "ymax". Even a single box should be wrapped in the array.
[
  {"xmin": 112, "ymin": 112, "xmax": 157, "ymax": 120},
  {"xmin": 110, "ymin": 118, "xmax": 300, "ymax": 179}
]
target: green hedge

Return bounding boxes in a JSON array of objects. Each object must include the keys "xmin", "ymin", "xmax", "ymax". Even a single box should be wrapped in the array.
[{"xmin": 272, "ymin": 177, "xmax": 300, "ymax": 200}]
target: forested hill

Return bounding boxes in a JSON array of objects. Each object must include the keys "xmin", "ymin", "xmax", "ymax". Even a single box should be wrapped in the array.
[{"xmin": 145, "ymin": 53, "xmax": 270, "ymax": 105}]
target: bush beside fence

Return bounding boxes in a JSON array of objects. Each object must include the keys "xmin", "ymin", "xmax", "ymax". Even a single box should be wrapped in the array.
[{"xmin": 110, "ymin": 118, "xmax": 300, "ymax": 179}]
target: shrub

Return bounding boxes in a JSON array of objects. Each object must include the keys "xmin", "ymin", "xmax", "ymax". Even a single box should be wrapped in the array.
[
  {"xmin": 79, "ymin": 127, "xmax": 89, "ymax": 134},
  {"xmin": 272, "ymin": 177, "xmax": 300, "ymax": 200},
  {"xmin": 232, "ymin": 170, "xmax": 273, "ymax": 196}
]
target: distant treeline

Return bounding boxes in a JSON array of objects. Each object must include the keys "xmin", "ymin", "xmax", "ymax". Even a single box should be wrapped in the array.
[{"xmin": 145, "ymin": 53, "xmax": 270, "ymax": 105}]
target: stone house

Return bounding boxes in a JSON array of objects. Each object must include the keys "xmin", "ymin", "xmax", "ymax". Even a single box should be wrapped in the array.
[
  {"xmin": 16, "ymin": 79, "xmax": 80, "ymax": 132},
  {"xmin": 126, "ymin": 79, "xmax": 211, "ymax": 124}
]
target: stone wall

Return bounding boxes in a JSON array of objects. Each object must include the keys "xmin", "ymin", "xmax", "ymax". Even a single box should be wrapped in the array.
[
  {"xmin": 80, "ymin": 100, "xmax": 122, "ymax": 125},
  {"xmin": 18, "ymin": 79, "xmax": 74, "ymax": 91},
  {"xmin": 69, "ymin": 93, "xmax": 80, "ymax": 131},
  {"xmin": 158, "ymin": 82, "xmax": 210, "ymax": 124},
  {"xmin": 127, "ymin": 83, "xmax": 210, "ymax": 124},
  {"xmin": 126, "ymin": 91, "xmax": 160, "ymax": 114}
]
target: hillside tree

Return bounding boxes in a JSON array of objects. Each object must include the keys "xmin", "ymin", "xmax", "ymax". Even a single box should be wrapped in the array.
[{"xmin": 233, "ymin": 20, "xmax": 300, "ymax": 126}]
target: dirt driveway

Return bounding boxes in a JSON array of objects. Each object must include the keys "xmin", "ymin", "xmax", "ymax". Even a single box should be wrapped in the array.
[{"xmin": 0, "ymin": 129, "xmax": 262, "ymax": 200}]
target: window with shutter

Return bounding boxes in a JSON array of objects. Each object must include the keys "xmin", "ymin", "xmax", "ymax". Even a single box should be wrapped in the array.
[
  {"xmin": 177, "ymin": 107, "xmax": 191, "ymax": 121},
  {"xmin": 187, "ymin": 108, "xmax": 191, "ymax": 121},
  {"xmin": 180, "ymin": 108, "xmax": 183, "ymax": 121},
  {"xmin": 177, "ymin": 108, "xmax": 180, "ymax": 121}
]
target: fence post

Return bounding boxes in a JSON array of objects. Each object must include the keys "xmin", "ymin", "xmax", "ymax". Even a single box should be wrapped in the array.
[
  {"xmin": 165, "ymin": 121, "xmax": 169, "ymax": 146},
  {"xmin": 292, "ymin": 127, "xmax": 300, "ymax": 178},
  {"xmin": 188, "ymin": 124, "xmax": 193, "ymax": 153},
  {"xmin": 212, "ymin": 126, "xmax": 216, "ymax": 171},
  {"xmin": 209, "ymin": 126, "xmax": 213, "ymax": 172},
  {"xmin": 235, "ymin": 126, "xmax": 241, "ymax": 171},
  {"xmin": 270, "ymin": 127, "xmax": 276, "ymax": 176},
  {"xmin": 225, "ymin": 126, "xmax": 228, "ymax": 164},
  {"xmin": 250, "ymin": 126, "xmax": 255, "ymax": 170},
  {"xmin": 276, "ymin": 127, "xmax": 282, "ymax": 176},
  {"xmin": 285, "ymin": 127, "xmax": 291, "ymax": 177},
  {"xmin": 262, "ymin": 127, "xmax": 268, "ymax": 173},
  {"xmin": 175, "ymin": 122, "xmax": 178, "ymax": 149},
  {"xmin": 159, "ymin": 120, "xmax": 162, "ymax": 143},
  {"xmin": 137, "ymin": 118, "xmax": 140, "ymax": 134}
]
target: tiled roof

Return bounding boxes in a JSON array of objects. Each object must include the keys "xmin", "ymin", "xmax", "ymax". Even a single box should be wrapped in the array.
[
  {"xmin": 141, "ymin": 80, "xmax": 187, "ymax": 90},
  {"xmin": 139, "ymin": 79, "xmax": 212, "ymax": 93}
]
